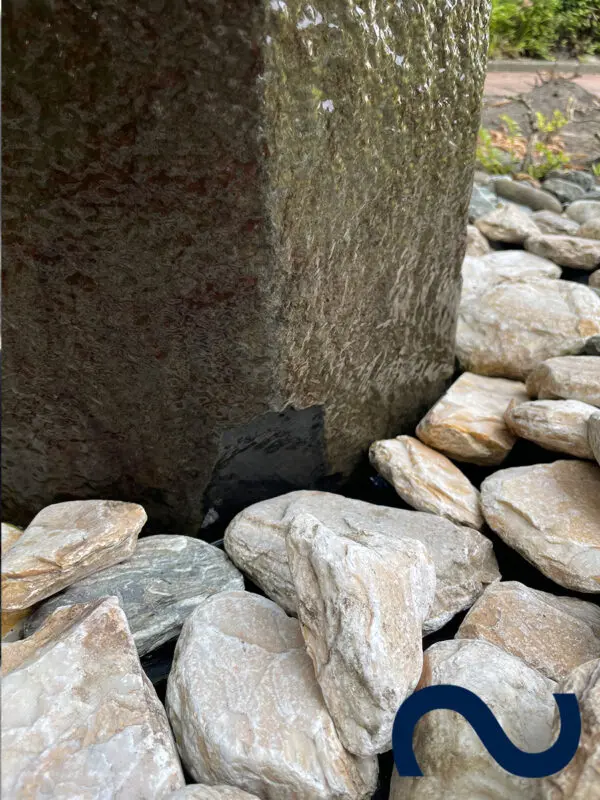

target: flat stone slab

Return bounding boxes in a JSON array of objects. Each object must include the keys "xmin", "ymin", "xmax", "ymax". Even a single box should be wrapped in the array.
[
  {"xmin": 456, "ymin": 580, "xmax": 600, "ymax": 681},
  {"xmin": 390, "ymin": 639, "xmax": 556, "ymax": 800},
  {"xmin": 224, "ymin": 491, "xmax": 500, "ymax": 634},
  {"xmin": 526, "ymin": 233, "xmax": 600, "ymax": 270},
  {"xmin": 25, "ymin": 534, "xmax": 244, "ymax": 655},
  {"xmin": 504, "ymin": 398, "xmax": 597, "ymax": 459},
  {"xmin": 481, "ymin": 460, "xmax": 600, "ymax": 593},
  {"xmin": 416, "ymin": 371, "xmax": 528, "ymax": 466},
  {"xmin": 526, "ymin": 356, "xmax": 600, "ymax": 407},
  {"xmin": 457, "ymin": 279, "xmax": 600, "ymax": 380},
  {"xmin": 369, "ymin": 435, "xmax": 483, "ymax": 528},
  {"xmin": 475, "ymin": 204, "xmax": 540, "ymax": 244},
  {"xmin": 165, "ymin": 591, "xmax": 377, "ymax": 799},
  {"xmin": 1, "ymin": 500, "xmax": 146, "ymax": 612},
  {"xmin": 287, "ymin": 514, "xmax": 435, "ymax": 756},
  {"xmin": 1, "ymin": 597, "xmax": 184, "ymax": 799}
]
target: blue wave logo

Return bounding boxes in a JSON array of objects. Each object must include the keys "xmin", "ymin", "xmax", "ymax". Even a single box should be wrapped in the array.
[{"xmin": 392, "ymin": 685, "xmax": 580, "ymax": 779}]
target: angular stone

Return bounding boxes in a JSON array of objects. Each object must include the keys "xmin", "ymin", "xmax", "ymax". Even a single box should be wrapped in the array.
[
  {"xmin": 1, "ymin": 523, "xmax": 29, "ymax": 640},
  {"xmin": 390, "ymin": 639, "xmax": 556, "ymax": 800},
  {"xmin": 526, "ymin": 234, "xmax": 600, "ymax": 270},
  {"xmin": 287, "ymin": 514, "xmax": 435, "ymax": 756},
  {"xmin": 469, "ymin": 184, "xmax": 497, "ymax": 221},
  {"xmin": 582, "ymin": 335, "xmax": 600, "ymax": 356},
  {"xmin": 546, "ymin": 170, "xmax": 596, "ymax": 192},
  {"xmin": 1, "ymin": 522, "xmax": 22, "ymax": 554},
  {"xmin": 566, "ymin": 200, "xmax": 600, "ymax": 224},
  {"xmin": 456, "ymin": 581, "xmax": 600, "ymax": 681},
  {"xmin": 481, "ymin": 461, "xmax": 600, "ymax": 593},
  {"xmin": 24, "ymin": 534, "xmax": 244, "ymax": 655},
  {"xmin": 224, "ymin": 491, "xmax": 500, "ymax": 633},
  {"xmin": 461, "ymin": 252, "xmax": 561, "ymax": 299},
  {"xmin": 543, "ymin": 178, "xmax": 586, "ymax": 204},
  {"xmin": 369, "ymin": 435, "xmax": 483, "ymax": 528},
  {"xmin": 589, "ymin": 413, "xmax": 600, "ymax": 467},
  {"xmin": 526, "ymin": 356, "xmax": 600, "ymax": 407},
  {"xmin": 3, "ymin": 2, "xmax": 490, "ymax": 533},
  {"xmin": 1, "ymin": 597, "xmax": 184, "ymax": 799},
  {"xmin": 165, "ymin": 591, "xmax": 377, "ymax": 799},
  {"xmin": 465, "ymin": 224, "xmax": 491, "ymax": 256},
  {"xmin": 1, "ymin": 500, "xmax": 146, "ymax": 612},
  {"xmin": 167, "ymin": 789, "xmax": 259, "ymax": 800},
  {"xmin": 417, "ymin": 372, "xmax": 528, "ymax": 465},
  {"xmin": 475, "ymin": 204, "xmax": 540, "ymax": 244},
  {"xmin": 457, "ymin": 279, "xmax": 600, "ymax": 380},
  {"xmin": 494, "ymin": 177, "xmax": 563, "ymax": 213},
  {"xmin": 531, "ymin": 210, "xmax": 581, "ymax": 236},
  {"xmin": 578, "ymin": 218, "xmax": 600, "ymax": 240},
  {"xmin": 591, "ymin": 269, "xmax": 600, "ymax": 289},
  {"xmin": 540, "ymin": 659, "xmax": 600, "ymax": 800},
  {"xmin": 504, "ymin": 398, "xmax": 597, "ymax": 459}
]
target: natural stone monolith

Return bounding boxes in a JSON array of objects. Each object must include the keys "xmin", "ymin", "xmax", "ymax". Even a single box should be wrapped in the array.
[
  {"xmin": 224, "ymin": 491, "xmax": 500, "ymax": 632},
  {"xmin": 25, "ymin": 534, "xmax": 244, "ymax": 655},
  {"xmin": 504, "ymin": 398, "xmax": 597, "ymax": 459},
  {"xmin": 3, "ymin": 1, "xmax": 491, "ymax": 532},
  {"xmin": 1, "ymin": 597, "xmax": 185, "ymax": 799},
  {"xmin": 456, "ymin": 581, "xmax": 600, "ymax": 681},
  {"xmin": 165, "ymin": 591, "xmax": 378, "ymax": 799}
]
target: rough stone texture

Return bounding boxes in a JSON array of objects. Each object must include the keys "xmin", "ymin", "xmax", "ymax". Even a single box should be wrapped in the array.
[
  {"xmin": 166, "ymin": 591, "xmax": 377, "ymax": 799},
  {"xmin": 465, "ymin": 224, "xmax": 491, "ymax": 256},
  {"xmin": 540, "ymin": 659, "xmax": 600, "ymax": 800},
  {"xmin": 1, "ymin": 522, "xmax": 29, "ymax": 640},
  {"xmin": 590, "ymin": 269, "xmax": 600, "ymax": 289},
  {"xmin": 475, "ymin": 204, "xmax": 540, "ymax": 243},
  {"xmin": 531, "ymin": 210, "xmax": 580, "ymax": 236},
  {"xmin": 369, "ymin": 435, "xmax": 483, "ymax": 528},
  {"xmin": 286, "ymin": 513, "xmax": 435, "ymax": 756},
  {"xmin": 566, "ymin": 200, "xmax": 600, "ymax": 224},
  {"xmin": 578, "ymin": 218, "xmax": 600, "ymax": 240},
  {"xmin": 469, "ymin": 184, "xmax": 497, "ymax": 221},
  {"xmin": 589, "ymin": 413, "xmax": 600, "ymax": 467},
  {"xmin": 526, "ymin": 234, "xmax": 600, "ymax": 270},
  {"xmin": 167, "ymin": 789, "xmax": 259, "ymax": 800},
  {"xmin": 1, "ymin": 522, "xmax": 22, "ymax": 553},
  {"xmin": 456, "ymin": 581, "xmax": 600, "ymax": 681},
  {"xmin": 390, "ymin": 639, "xmax": 556, "ymax": 800},
  {"xmin": 416, "ymin": 371, "xmax": 528, "ymax": 465},
  {"xmin": 504, "ymin": 398, "xmax": 597, "ymax": 459},
  {"xmin": 494, "ymin": 177, "xmax": 563, "ymax": 213},
  {"xmin": 24, "ymin": 534, "xmax": 244, "ymax": 655},
  {"xmin": 546, "ymin": 170, "xmax": 596, "ymax": 192},
  {"xmin": 225, "ymin": 490, "xmax": 499, "ymax": 633},
  {"xmin": 543, "ymin": 178, "xmax": 586, "ymax": 204},
  {"xmin": 526, "ymin": 356, "xmax": 600, "ymax": 407},
  {"xmin": 461, "ymin": 251, "xmax": 561, "ymax": 299},
  {"xmin": 456, "ymin": 279, "xmax": 600, "ymax": 380},
  {"xmin": 481, "ymin": 461, "xmax": 600, "ymax": 593},
  {"xmin": 1, "ymin": 597, "xmax": 184, "ymax": 799},
  {"xmin": 1, "ymin": 500, "xmax": 146, "ymax": 612},
  {"xmin": 3, "ymin": 1, "xmax": 490, "ymax": 533}
]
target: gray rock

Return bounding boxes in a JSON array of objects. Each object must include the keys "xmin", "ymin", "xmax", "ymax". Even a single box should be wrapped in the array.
[
  {"xmin": 469, "ymin": 184, "xmax": 497, "ymax": 221},
  {"xmin": 546, "ymin": 170, "xmax": 596, "ymax": 192},
  {"xmin": 473, "ymin": 171, "xmax": 496, "ymax": 187},
  {"xmin": 1, "ymin": 597, "xmax": 185, "ymax": 799},
  {"xmin": 531, "ymin": 210, "xmax": 580, "ymax": 236},
  {"xmin": 589, "ymin": 413, "xmax": 600, "ymax": 467},
  {"xmin": 526, "ymin": 234, "xmax": 600, "ymax": 270},
  {"xmin": 224, "ymin": 491, "xmax": 500, "ymax": 634},
  {"xmin": 287, "ymin": 514, "xmax": 435, "ymax": 756},
  {"xmin": 25, "ymin": 535, "xmax": 244, "ymax": 656},
  {"xmin": 582, "ymin": 335, "xmax": 600, "ymax": 356},
  {"xmin": 542, "ymin": 178, "xmax": 585, "ymax": 204},
  {"xmin": 504, "ymin": 398, "xmax": 597, "ymax": 460},
  {"xmin": 465, "ymin": 224, "xmax": 491, "ymax": 256},
  {"xmin": 566, "ymin": 200, "xmax": 600, "ymax": 224},
  {"xmin": 583, "ymin": 190, "xmax": 600, "ymax": 201},
  {"xmin": 475, "ymin": 204, "xmax": 540, "ymax": 244},
  {"xmin": 591, "ymin": 269, "xmax": 600, "ymax": 289},
  {"xmin": 578, "ymin": 218, "xmax": 600, "ymax": 240},
  {"xmin": 165, "ymin": 591, "xmax": 378, "ymax": 799},
  {"xmin": 494, "ymin": 177, "xmax": 562, "ymax": 213}
]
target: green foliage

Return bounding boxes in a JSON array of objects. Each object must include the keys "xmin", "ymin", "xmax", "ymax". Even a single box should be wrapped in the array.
[
  {"xmin": 557, "ymin": 0, "xmax": 600, "ymax": 55},
  {"xmin": 592, "ymin": 163, "xmax": 600, "ymax": 178},
  {"xmin": 476, "ymin": 127, "xmax": 516, "ymax": 174}
]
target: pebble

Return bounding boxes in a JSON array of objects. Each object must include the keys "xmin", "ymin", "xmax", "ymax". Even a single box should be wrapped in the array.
[
  {"xmin": 565, "ymin": 200, "xmax": 600, "ymax": 224},
  {"xmin": 526, "ymin": 356, "xmax": 600, "ymax": 407},
  {"xmin": 494, "ymin": 177, "xmax": 562, "ymax": 213},
  {"xmin": 504, "ymin": 398, "xmax": 597, "ymax": 459},
  {"xmin": 578, "ymin": 218, "xmax": 600, "ymax": 240}
]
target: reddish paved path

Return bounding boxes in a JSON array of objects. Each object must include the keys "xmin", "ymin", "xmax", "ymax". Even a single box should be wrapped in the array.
[{"xmin": 485, "ymin": 71, "xmax": 600, "ymax": 98}]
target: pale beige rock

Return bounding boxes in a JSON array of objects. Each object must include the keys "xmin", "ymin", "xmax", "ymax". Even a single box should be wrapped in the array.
[
  {"xmin": 1, "ymin": 500, "xmax": 146, "ymax": 611},
  {"xmin": 539, "ymin": 659, "xmax": 600, "ymax": 800},
  {"xmin": 167, "ymin": 787, "xmax": 259, "ymax": 800},
  {"xmin": 526, "ymin": 234, "xmax": 600, "ymax": 270},
  {"xmin": 286, "ymin": 514, "xmax": 435, "ymax": 756},
  {"xmin": 578, "ymin": 218, "xmax": 600, "ymax": 240},
  {"xmin": 1, "ymin": 523, "xmax": 28, "ymax": 640},
  {"xmin": 566, "ymin": 200, "xmax": 600, "ymax": 224},
  {"xmin": 475, "ymin": 204, "xmax": 540, "ymax": 244},
  {"xmin": 224, "ymin": 491, "xmax": 500, "ymax": 633},
  {"xmin": 457, "ymin": 279, "xmax": 600, "ymax": 379},
  {"xmin": 465, "ymin": 224, "xmax": 491, "ymax": 256},
  {"xmin": 526, "ymin": 356, "xmax": 600, "ymax": 407},
  {"xmin": 165, "ymin": 591, "xmax": 378, "ymax": 799},
  {"xmin": 1, "ymin": 597, "xmax": 184, "ymax": 799},
  {"xmin": 504, "ymin": 398, "xmax": 597, "ymax": 459},
  {"xmin": 532, "ymin": 210, "xmax": 580, "ymax": 236},
  {"xmin": 481, "ymin": 461, "xmax": 600, "ymax": 593},
  {"xmin": 589, "ymin": 413, "xmax": 600, "ymax": 466},
  {"xmin": 1, "ymin": 522, "xmax": 23, "ymax": 554},
  {"xmin": 369, "ymin": 436, "xmax": 483, "ymax": 529},
  {"xmin": 416, "ymin": 371, "xmax": 528, "ymax": 465},
  {"xmin": 590, "ymin": 269, "xmax": 600, "ymax": 289},
  {"xmin": 461, "ymin": 252, "xmax": 561, "ymax": 299},
  {"xmin": 390, "ymin": 639, "xmax": 556, "ymax": 800},
  {"xmin": 456, "ymin": 581, "xmax": 600, "ymax": 681}
]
